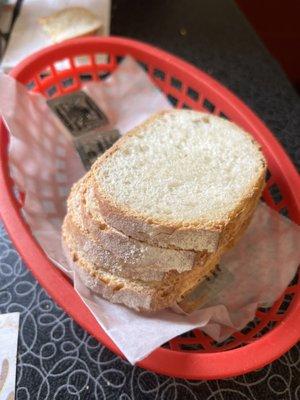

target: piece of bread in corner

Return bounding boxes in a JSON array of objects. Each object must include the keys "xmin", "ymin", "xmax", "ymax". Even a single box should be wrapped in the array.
[
  {"xmin": 39, "ymin": 7, "xmax": 102, "ymax": 43},
  {"xmin": 90, "ymin": 110, "xmax": 266, "ymax": 252}
]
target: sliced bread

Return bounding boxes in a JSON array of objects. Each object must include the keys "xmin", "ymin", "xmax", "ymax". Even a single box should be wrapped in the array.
[
  {"xmin": 62, "ymin": 228, "xmax": 221, "ymax": 312},
  {"xmin": 68, "ymin": 175, "xmax": 203, "ymax": 279},
  {"xmin": 63, "ymin": 212, "xmax": 204, "ymax": 281},
  {"xmin": 68, "ymin": 174, "xmax": 255, "ymax": 281},
  {"xmin": 90, "ymin": 110, "xmax": 266, "ymax": 251}
]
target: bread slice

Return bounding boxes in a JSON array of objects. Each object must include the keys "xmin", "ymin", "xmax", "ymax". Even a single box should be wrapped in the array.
[
  {"xmin": 39, "ymin": 7, "xmax": 102, "ymax": 43},
  {"xmin": 67, "ymin": 175, "xmax": 209, "ymax": 281},
  {"xmin": 62, "ymin": 177, "xmax": 255, "ymax": 281},
  {"xmin": 63, "ymin": 199, "xmax": 258, "ymax": 313},
  {"xmin": 90, "ymin": 110, "xmax": 266, "ymax": 251},
  {"xmin": 63, "ymin": 212, "xmax": 200, "ymax": 281},
  {"xmin": 62, "ymin": 227, "xmax": 221, "ymax": 312},
  {"xmin": 68, "ymin": 173, "xmax": 256, "ymax": 281},
  {"xmin": 63, "ymin": 173, "xmax": 258, "ymax": 311}
]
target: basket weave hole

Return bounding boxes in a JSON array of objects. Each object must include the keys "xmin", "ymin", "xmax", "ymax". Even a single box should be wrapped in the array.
[
  {"xmin": 219, "ymin": 112, "xmax": 230, "ymax": 120},
  {"xmin": 279, "ymin": 206, "xmax": 289, "ymax": 218},
  {"xmin": 79, "ymin": 73, "xmax": 93, "ymax": 82},
  {"xmin": 266, "ymin": 169, "xmax": 272, "ymax": 182},
  {"xmin": 269, "ymin": 183, "xmax": 283, "ymax": 205},
  {"xmin": 45, "ymin": 85, "xmax": 58, "ymax": 98},
  {"xmin": 253, "ymin": 320, "xmax": 278, "ymax": 339},
  {"xmin": 73, "ymin": 55, "xmax": 92, "ymax": 68},
  {"xmin": 26, "ymin": 81, "xmax": 36, "ymax": 91},
  {"xmin": 170, "ymin": 77, "xmax": 182, "ymax": 91},
  {"xmin": 38, "ymin": 67, "xmax": 52, "ymax": 81},
  {"xmin": 240, "ymin": 316, "xmax": 261, "ymax": 335},
  {"xmin": 98, "ymin": 71, "xmax": 111, "ymax": 80},
  {"xmin": 180, "ymin": 330, "xmax": 196, "ymax": 339},
  {"xmin": 187, "ymin": 87, "xmax": 199, "ymax": 102},
  {"xmin": 203, "ymin": 98, "xmax": 215, "ymax": 113},
  {"xmin": 212, "ymin": 335, "xmax": 236, "ymax": 349},
  {"xmin": 153, "ymin": 68, "xmax": 165, "ymax": 81},
  {"xmin": 276, "ymin": 293, "xmax": 295, "ymax": 315},
  {"xmin": 240, "ymin": 325, "xmax": 255, "ymax": 336},
  {"xmin": 180, "ymin": 343, "xmax": 205, "ymax": 351},
  {"xmin": 94, "ymin": 53, "xmax": 109, "ymax": 65},
  {"xmin": 116, "ymin": 55, "xmax": 125, "ymax": 65},
  {"xmin": 289, "ymin": 273, "xmax": 298, "ymax": 286},
  {"xmin": 167, "ymin": 94, "xmax": 178, "ymax": 107},
  {"xmin": 257, "ymin": 305, "xmax": 272, "ymax": 314},
  {"xmin": 137, "ymin": 61, "xmax": 148, "ymax": 72},
  {"xmin": 54, "ymin": 58, "xmax": 71, "ymax": 71},
  {"xmin": 61, "ymin": 77, "xmax": 75, "ymax": 89}
]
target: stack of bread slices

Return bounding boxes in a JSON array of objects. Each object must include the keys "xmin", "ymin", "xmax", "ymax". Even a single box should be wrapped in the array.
[{"xmin": 62, "ymin": 110, "xmax": 266, "ymax": 312}]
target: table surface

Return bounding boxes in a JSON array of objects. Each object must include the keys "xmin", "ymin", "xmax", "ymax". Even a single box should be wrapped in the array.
[{"xmin": 1, "ymin": 0, "xmax": 300, "ymax": 399}]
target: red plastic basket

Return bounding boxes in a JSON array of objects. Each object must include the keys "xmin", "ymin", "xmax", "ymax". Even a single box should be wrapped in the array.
[{"xmin": 0, "ymin": 37, "xmax": 299, "ymax": 380}]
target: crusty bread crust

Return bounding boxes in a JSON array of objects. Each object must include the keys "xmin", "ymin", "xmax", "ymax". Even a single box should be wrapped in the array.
[
  {"xmin": 66, "ymin": 171, "xmax": 261, "ymax": 282},
  {"xmin": 62, "ymin": 194, "xmax": 256, "ymax": 312},
  {"xmin": 63, "ymin": 232, "xmax": 221, "ymax": 312},
  {"xmin": 90, "ymin": 111, "xmax": 266, "ymax": 251},
  {"xmin": 39, "ymin": 7, "xmax": 102, "ymax": 43},
  {"xmin": 63, "ymin": 212, "xmax": 205, "ymax": 281}
]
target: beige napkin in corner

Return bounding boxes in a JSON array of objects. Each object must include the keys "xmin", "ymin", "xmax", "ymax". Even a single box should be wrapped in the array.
[{"xmin": 0, "ymin": 313, "xmax": 19, "ymax": 400}]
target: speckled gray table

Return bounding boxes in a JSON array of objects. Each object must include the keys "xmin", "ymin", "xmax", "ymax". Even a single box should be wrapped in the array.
[{"xmin": 1, "ymin": 0, "xmax": 299, "ymax": 399}]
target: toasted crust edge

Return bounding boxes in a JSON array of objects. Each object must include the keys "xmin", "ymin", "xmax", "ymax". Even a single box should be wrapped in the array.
[{"xmin": 90, "ymin": 111, "xmax": 266, "ymax": 251}]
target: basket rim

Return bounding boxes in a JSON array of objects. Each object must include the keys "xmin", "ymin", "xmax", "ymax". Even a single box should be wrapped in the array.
[{"xmin": 0, "ymin": 36, "xmax": 299, "ymax": 380}]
